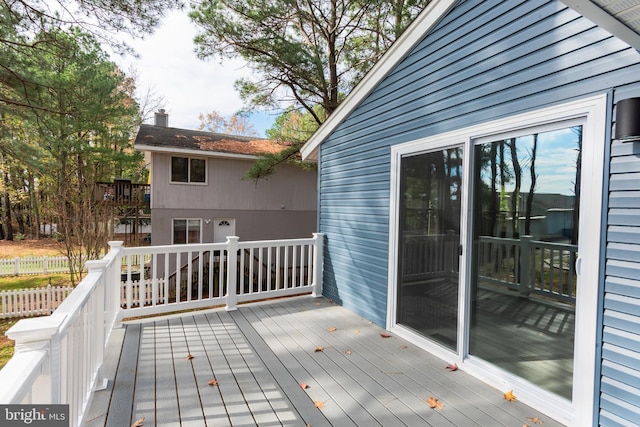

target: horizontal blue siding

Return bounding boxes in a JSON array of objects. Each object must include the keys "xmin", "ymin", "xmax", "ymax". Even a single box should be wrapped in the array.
[
  {"xmin": 600, "ymin": 85, "xmax": 640, "ymax": 425},
  {"xmin": 318, "ymin": 1, "xmax": 640, "ymax": 423}
]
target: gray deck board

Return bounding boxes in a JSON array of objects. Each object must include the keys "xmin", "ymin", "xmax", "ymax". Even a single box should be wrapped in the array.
[
  {"xmin": 105, "ymin": 323, "xmax": 141, "ymax": 427},
  {"xmin": 88, "ymin": 296, "xmax": 567, "ymax": 426}
]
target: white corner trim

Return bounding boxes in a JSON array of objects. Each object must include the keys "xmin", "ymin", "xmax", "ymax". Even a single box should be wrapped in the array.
[{"xmin": 300, "ymin": 0, "xmax": 458, "ymax": 161}]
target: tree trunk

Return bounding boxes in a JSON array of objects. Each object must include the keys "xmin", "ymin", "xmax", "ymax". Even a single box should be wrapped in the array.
[
  {"xmin": 508, "ymin": 138, "xmax": 521, "ymax": 238},
  {"xmin": 29, "ymin": 172, "xmax": 40, "ymax": 239},
  {"xmin": 524, "ymin": 135, "xmax": 537, "ymax": 235},
  {"xmin": 1, "ymin": 153, "xmax": 13, "ymax": 240}
]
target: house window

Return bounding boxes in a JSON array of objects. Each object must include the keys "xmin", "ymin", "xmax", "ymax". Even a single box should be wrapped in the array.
[
  {"xmin": 171, "ymin": 156, "xmax": 206, "ymax": 183},
  {"xmin": 172, "ymin": 219, "xmax": 201, "ymax": 244}
]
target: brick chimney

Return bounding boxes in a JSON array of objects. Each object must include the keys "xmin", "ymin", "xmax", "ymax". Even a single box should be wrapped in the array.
[{"xmin": 154, "ymin": 109, "xmax": 168, "ymax": 127}]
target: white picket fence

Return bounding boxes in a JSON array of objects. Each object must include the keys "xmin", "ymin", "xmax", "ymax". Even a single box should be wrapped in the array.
[
  {"xmin": 0, "ymin": 256, "xmax": 71, "ymax": 276},
  {"xmin": 0, "ymin": 285, "xmax": 74, "ymax": 318}
]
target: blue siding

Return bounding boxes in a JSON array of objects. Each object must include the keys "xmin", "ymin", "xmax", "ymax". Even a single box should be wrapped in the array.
[
  {"xmin": 317, "ymin": 0, "xmax": 640, "ymax": 424},
  {"xmin": 600, "ymin": 86, "xmax": 640, "ymax": 426}
]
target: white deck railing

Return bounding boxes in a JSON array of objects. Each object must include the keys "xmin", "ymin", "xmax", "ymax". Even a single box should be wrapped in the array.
[
  {"xmin": 0, "ymin": 235, "xmax": 324, "ymax": 427},
  {"xmin": 120, "ymin": 234, "xmax": 324, "ymax": 317}
]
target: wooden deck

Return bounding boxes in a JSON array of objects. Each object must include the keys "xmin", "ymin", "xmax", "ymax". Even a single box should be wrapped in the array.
[{"xmin": 85, "ymin": 296, "xmax": 565, "ymax": 426}]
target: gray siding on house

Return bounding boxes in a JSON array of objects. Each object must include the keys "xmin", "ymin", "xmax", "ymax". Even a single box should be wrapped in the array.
[
  {"xmin": 151, "ymin": 154, "xmax": 317, "ymax": 212},
  {"xmin": 319, "ymin": 0, "xmax": 640, "ymax": 423},
  {"xmin": 151, "ymin": 208, "xmax": 317, "ymax": 244},
  {"xmin": 149, "ymin": 153, "xmax": 317, "ymax": 245}
]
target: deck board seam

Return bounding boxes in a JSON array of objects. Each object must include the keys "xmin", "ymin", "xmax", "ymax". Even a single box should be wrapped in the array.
[{"xmin": 235, "ymin": 305, "xmax": 335, "ymax": 426}]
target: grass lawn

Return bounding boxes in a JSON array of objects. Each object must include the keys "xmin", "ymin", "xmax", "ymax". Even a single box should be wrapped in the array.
[
  {"xmin": 0, "ymin": 274, "xmax": 70, "ymax": 291},
  {"xmin": 0, "ymin": 318, "xmax": 17, "ymax": 370}
]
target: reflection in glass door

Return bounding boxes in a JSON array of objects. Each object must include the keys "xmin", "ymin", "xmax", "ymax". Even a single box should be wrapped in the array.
[
  {"xmin": 397, "ymin": 147, "xmax": 462, "ymax": 351},
  {"xmin": 469, "ymin": 126, "xmax": 582, "ymax": 399}
]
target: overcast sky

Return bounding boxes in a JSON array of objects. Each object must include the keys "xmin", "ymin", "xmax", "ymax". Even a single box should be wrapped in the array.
[{"xmin": 114, "ymin": 9, "xmax": 275, "ymax": 137}]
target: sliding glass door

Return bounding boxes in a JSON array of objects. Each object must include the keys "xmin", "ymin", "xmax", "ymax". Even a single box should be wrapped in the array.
[
  {"xmin": 396, "ymin": 147, "xmax": 463, "ymax": 351},
  {"xmin": 469, "ymin": 125, "xmax": 582, "ymax": 399}
]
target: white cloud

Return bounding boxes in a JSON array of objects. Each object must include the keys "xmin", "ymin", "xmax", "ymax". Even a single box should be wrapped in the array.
[{"xmin": 113, "ymin": 9, "xmax": 273, "ymax": 135}]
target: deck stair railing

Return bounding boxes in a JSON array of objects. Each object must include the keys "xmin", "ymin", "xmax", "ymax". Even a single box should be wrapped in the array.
[{"xmin": 0, "ymin": 234, "xmax": 324, "ymax": 427}]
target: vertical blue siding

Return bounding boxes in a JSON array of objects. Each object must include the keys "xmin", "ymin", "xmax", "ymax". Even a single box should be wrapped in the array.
[{"xmin": 317, "ymin": 0, "xmax": 640, "ymax": 424}]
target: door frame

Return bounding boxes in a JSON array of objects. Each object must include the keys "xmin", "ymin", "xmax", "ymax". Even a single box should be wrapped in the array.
[{"xmin": 387, "ymin": 94, "xmax": 608, "ymax": 426}]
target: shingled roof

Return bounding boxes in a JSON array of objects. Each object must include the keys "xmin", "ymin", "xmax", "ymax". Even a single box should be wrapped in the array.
[{"xmin": 134, "ymin": 124, "xmax": 291, "ymax": 157}]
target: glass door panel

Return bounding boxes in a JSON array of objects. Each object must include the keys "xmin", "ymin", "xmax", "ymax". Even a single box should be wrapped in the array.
[
  {"xmin": 397, "ymin": 147, "xmax": 463, "ymax": 351},
  {"xmin": 469, "ymin": 126, "xmax": 581, "ymax": 399}
]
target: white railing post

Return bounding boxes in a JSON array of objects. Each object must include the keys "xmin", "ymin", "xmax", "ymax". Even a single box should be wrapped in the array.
[
  {"xmin": 226, "ymin": 236, "xmax": 239, "ymax": 311},
  {"xmin": 107, "ymin": 241, "xmax": 124, "ymax": 329},
  {"xmin": 311, "ymin": 233, "xmax": 324, "ymax": 298},
  {"xmin": 85, "ymin": 260, "xmax": 108, "ymax": 391},
  {"xmin": 6, "ymin": 314, "xmax": 65, "ymax": 403},
  {"xmin": 14, "ymin": 256, "xmax": 20, "ymax": 275},
  {"xmin": 519, "ymin": 235, "xmax": 533, "ymax": 298}
]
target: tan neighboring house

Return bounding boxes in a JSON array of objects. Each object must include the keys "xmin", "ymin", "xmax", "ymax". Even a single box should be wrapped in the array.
[{"xmin": 134, "ymin": 111, "xmax": 317, "ymax": 246}]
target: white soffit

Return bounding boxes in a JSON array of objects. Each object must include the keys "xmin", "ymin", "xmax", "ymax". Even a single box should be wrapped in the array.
[{"xmin": 562, "ymin": 0, "xmax": 640, "ymax": 50}]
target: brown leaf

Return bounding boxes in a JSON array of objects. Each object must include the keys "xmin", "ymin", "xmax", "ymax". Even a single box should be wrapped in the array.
[
  {"xmin": 380, "ymin": 333, "xmax": 392, "ymax": 338},
  {"xmin": 314, "ymin": 346, "xmax": 324, "ymax": 352},
  {"xmin": 300, "ymin": 383, "xmax": 309, "ymax": 389},
  {"xmin": 445, "ymin": 363, "xmax": 458, "ymax": 371},
  {"xmin": 207, "ymin": 379, "xmax": 218, "ymax": 386},
  {"xmin": 314, "ymin": 400, "xmax": 325, "ymax": 409},
  {"xmin": 131, "ymin": 417, "xmax": 144, "ymax": 427},
  {"xmin": 426, "ymin": 396, "xmax": 443, "ymax": 410},
  {"xmin": 400, "ymin": 345, "xmax": 408, "ymax": 350},
  {"xmin": 327, "ymin": 327, "xmax": 337, "ymax": 332},
  {"xmin": 527, "ymin": 416, "xmax": 543, "ymax": 424},
  {"xmin": 344, "ymin": 349, "xmax": 352, "ymax": 355},
  {"xmin": 186, "ymin": 354, "xmax": 194, "ymax": 361},
  {"xmin": 503, "ymin": 390, "xmax": 517, "ymax": 402},
  {"xmin": 354, "ymin": 330, "xmax": 360, "ymax": 334}
]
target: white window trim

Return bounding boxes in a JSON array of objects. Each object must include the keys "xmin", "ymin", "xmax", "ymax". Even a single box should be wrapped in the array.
[
  {"xmin": 169, "ymin": 156, "xmax": 208, "ymax": 185},
  {"xmin": 171, "ymin": 218, "xmax": 203, "ymax": 244},
  {"xmin": 387, "ymin": 94, "xmax": 608, "ymax": 427}
]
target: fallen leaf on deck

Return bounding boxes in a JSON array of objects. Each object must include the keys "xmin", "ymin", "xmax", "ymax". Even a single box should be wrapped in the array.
[
  {"xmin": 527, "ymin": 416, "xmax": 543, "ymax": 424},
  {"xmin": 354, "ymin": 330, "xmax": 360, "ymax": 334},
  {"xmin": 315, "ymin": 302, "xmax": 321, "ymax": 306},
  {"xmin": 503, "ymin": 390, "xmax": 517, "ymax": 401},
  {"xmin": 327, "ymin": 327, "xmax": 337, "ymax": 332},
  {"xmin": 380, "ymin": 333, "xmax": 392, "ymax": 338},
  {"xmin": 426, "ymin": 396, "xmax": 443, "ymax": 410},
  {"xmin": 314, "ymin": 400, "xmax": 325, "ymax": 409},
  {"xmin": 445, "ymin": 363, "xmax": 458, "ymax": 371},
  {"xmin": 207, "ymin": 379, "xmax": 218, "ymax": 386},
  {"xmin": 186, "ymin": 354, "xmax": 194, "ymax": 361},
  {"xmin": 344, "ymin": 349, "xmax": 352, "ymax": 355},
  {"xmin": 314, "ymin": 346, "xmax": 324, "ymax": 352},
  {"xmin": 131, "ymin": 417, "xmax": 144, "ymax": 427},
  {"xmin": 400, "ymin": 345, "xmax": 408, "ymax": 350},
  {"xmin": 300, "ymin": 383, "xmax": 309, "ymax": 389}
]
